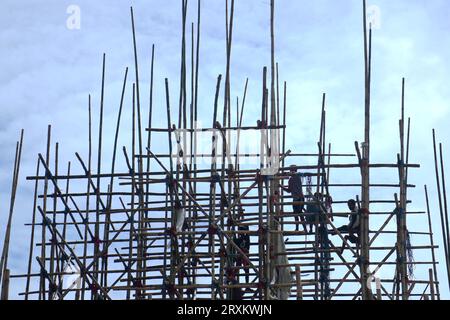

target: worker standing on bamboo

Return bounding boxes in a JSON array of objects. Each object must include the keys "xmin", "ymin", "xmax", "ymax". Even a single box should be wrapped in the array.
[
  {"xmin": 333, "ymin": 199, "xmax": 361, "ymax": 254},
  {"xmin": 281, "ymin": 165, "xmax": 307, "ymax": 232},
  {"xmin": 235, "ymin": 225, "xmax": 251, "ymax": 284},
  {"xmin": 305, "ymin": 192, "xmax": 323, "ymax": 234}
]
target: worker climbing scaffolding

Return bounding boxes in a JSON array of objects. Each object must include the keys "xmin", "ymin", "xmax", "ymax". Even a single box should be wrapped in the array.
[
  {"xmin": 235, "ymin": 225, "xmax": 251, "ymax": 284},
  {"xmin": 305, "ymin": 192, "xmax": 322, "ymax": 234},
  {"xmin": 281, "ymin": 165, "xmax": 307, "ymax": 232},
  {"xmin": 332, "ymin": 199, "xmax": 362, "ymax": 255}
]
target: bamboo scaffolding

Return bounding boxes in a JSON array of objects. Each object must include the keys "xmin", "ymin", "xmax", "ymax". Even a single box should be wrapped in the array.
[{"xmin": 0, "ymin": 1, "xmax": 444, "ymax": 302}]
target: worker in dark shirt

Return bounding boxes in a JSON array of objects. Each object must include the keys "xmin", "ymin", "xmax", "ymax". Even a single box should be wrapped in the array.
[
  {"xmin": 305, "ymin": 192, "xmax": 322, "ymax": 233},
  {"xmin": 235, "ymin": 225, "xmax": 251, "ymax": 283},
  {"xmin": 334, "ymin": 199, "xmax": 361, "ymax": 254},
  {"xmin": 335, "ymin": 199, "xmax": 357, "ymax": 232},
  {"xmin": 281, "ymin": 166, "xmax": 307, "ymax": 232}
]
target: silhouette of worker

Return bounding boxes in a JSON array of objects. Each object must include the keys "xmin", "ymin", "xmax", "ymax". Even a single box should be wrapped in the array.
[{"xmin": 281, "ymin": 165, "xmax": 307, "ymax": 232}]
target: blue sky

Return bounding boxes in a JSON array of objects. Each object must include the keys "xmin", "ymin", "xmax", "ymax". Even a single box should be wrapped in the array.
[{"xmin": 0, "ymin": 0, "xmax": 449, "ymax": 299}]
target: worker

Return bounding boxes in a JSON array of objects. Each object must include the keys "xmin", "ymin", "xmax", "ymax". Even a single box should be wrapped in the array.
[
  {"xmin": 235, "ymin": 225, "xmax": 251, "ymax": 283},
  {"xmin": 305, "ymin": 192, "xmax": 322, "ymax": 233},
  {"xmin": 324, "ymin": 194, "xmax": 334, "ymax": 221},
  {"xmin": 335, "ymin": 199, "xmax": 358, "ymax": 233},
  {"xmin": 334, "ymin": 199, "xmax": 361, "ymax": 254},
  {"xmin": 174, "ymin": 199, "xmax": 185, "ymax": 233},
  {"xmin": 281, "ymin": 165, "xmax": 307, "ymax": 232}
]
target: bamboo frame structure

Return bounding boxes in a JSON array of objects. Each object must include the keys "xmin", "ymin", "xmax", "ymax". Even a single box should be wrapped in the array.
[{"xmin": 0, "ymin": 0, "xmax": 447, "ymax": 301}]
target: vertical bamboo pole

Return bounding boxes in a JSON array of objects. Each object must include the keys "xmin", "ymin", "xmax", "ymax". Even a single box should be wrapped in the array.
[
  {"xmin": 360, "ymin": 0, "xmax": 372, "ymax": 300},
  {"xmin": 432, "ymin": 130, "xmax": 450, "ymax": 289},
  {"xmin": 102, "ymin": 67, "xmax": 129, "ymax": 292},
  {"xmin": 424, "ymin": 185, "xmax": 440, "ymax": 299},
  {"xmin": 25, "ymin": 159, "xmax": 40, "ymax": 300},
  {"xmin": 81, "ymin": 95, "xmax": 92, "ymax": 300},
  {"xmin": 146, "ymin": 45, "xmax": 155, "ymax": 209},
  {"xmin": 124, "ymin": 85, "xmax": 135, "ymax": 300},
  {"xmin": 1, "ymin": 269, "xmax": 10, "ymax": 300},
  {"xmin": 439, "ymin": 143, "xmax": 450, "ymax": 272},
  {"xmin": 131, "ymin": 8, "xmax": 146, "ymax": 297},
  {"xmin": 266, "ymin": 0, "xmax": 279, "ymax": 300},
  {"xmin": 60, "ymin": 161, "xmax": 71, "ymax": 294},
  {"xmin": 295, "ymin": 265, "xmax": 303, "ymax": 300},
  {"xmin": 429, "ymin": 269, "xmax": 435, "ymax": 300},
  {"xmin": 397, "ymin": 78, "xmax": 408, "ymax": 300},
  {"xmin": 281, "ymin": 81, "xmax": 287, "ymax": 170},
  {"xmin": 210, "ymin": 75, "xmax": 221, "ymax": 299},
  {"xmin": 48, "ymin": 142, "xmax": 59, "ymax": 299},
  {"xmin": 192, "ymin": 0, "xmax": 201, "ymax": 297},
  {"xmin": 376, "ymin": 278, "xmax": 382, "ymax": 300},
  {"xmin": 0, "ymin": 130, "xmax": 23, "ymax": 298},
  {"xmin": 39, "ymin": 125, "xmax": 52, "ymax": 300},
  {"xmin": 93, "ymin": 54, "xmax": 106, "ymax": 299}
]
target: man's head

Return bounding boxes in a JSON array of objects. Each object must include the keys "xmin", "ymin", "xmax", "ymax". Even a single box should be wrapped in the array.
[
  {"xmin": 289, "ymin": 165, "xmax": 297, "ymax": 174},
  {"xmin": 347, "ymin": 199, "xmax": 356, "ymax": 211}
]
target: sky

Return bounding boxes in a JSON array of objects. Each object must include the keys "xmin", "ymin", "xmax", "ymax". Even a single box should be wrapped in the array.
[{"xmin": 0, "ymin": 0, "xmax": 449, "ymax": 299}]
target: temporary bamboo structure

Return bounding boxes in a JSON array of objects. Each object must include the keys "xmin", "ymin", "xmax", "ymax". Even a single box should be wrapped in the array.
[{"xmin": 0, "ymin": 0, "xmax": 447, "ymax": 300}]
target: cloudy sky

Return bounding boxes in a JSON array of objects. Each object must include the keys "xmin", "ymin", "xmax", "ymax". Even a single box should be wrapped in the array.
[{"xmin": 0, "ymin": 0, "xmax": 449, "ymax": 299}]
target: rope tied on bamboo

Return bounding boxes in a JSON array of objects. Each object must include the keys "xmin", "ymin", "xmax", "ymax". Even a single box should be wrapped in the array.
[
  {"xmin": 394, "ymin": 207, "xmax": 404, "ymax": 218},
  {"xmin": 43, "ymin": 216, "xmax": 53, "ymax": 227},
  {"xmin": 91, "ymin": 236, "xmax": 102, "ymax": 246},
  {"xmin": 406, "ymin": 228, "xmax": 415, "ymax": 279},
  {"xmin": 133, "ymin": 279, "xmax": 143, "ymax": 288},
  {"xmin": 50, "ymin": 236, "xmax": 58, "ymax": 245},
  {"xmin": 219, "ymin": 247, "xmax": 227, "ymax": 258},
  {"xmin": 257, "ymin": 279, "xmax": 266, "ymax": 291},
  {"xmin": 165, "ymin": 174, "xmax": 177, "ymax": 189},
  {"xmin": 39, "ymin": 267, "xmax": 49, "ymax": 278},
  {"xmin": 208, "ymin": 224, "xmax": 218, "ymax": 236},
  {"xmin": 220, "ymin": 195, "xmax": 229, "ymax": 208},
  {"xmin": 49, "ymin": 282, "xmax": 61, "ymax": 295},
  {"xmin": 89, "ymin": 283, "xmax": 99, "ymax": 294},
  {"xmin": 270, "ymin": 191, "xmax": 280, "ymax": 205},
  {"xmin": 45, "ymin": 169, "xmax": 53, "ymax": 180},
  {"xmin": 210, "ymin": 173, "xmax": 221, "ymax": 185},
  {"xmin": 258, "ymin": 225, "xmax": 268, "ymax": 244},
  {"xmin": 166, "ymin": 226, "xmax": 177, "ymax": 238},
  {"xmin": 257, "ymin": 120, "xmax": 267, "ymax": 129},
  {"xmin": 226, "ymin": 267, "xmax": 237, "ymax": 282},
  {"xmin": 60, "ymin": 251, "xmax": 70, "ymax": 263}
]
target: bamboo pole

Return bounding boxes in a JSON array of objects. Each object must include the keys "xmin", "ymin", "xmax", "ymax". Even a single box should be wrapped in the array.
[
  {"xmin": 25, "ymin": 159, "xmax": 40, "ymax": 300},
  {"xmin": 295, "ymin": 265, "xmax": 303, "ymax": 300},
  {"xmin": 1, "ymin": 269, "xmax": 10, "ymax": 300},
  {"xmin": 424, "ymin": 185, "xmax": 440, "ymax": 299},
  {"xmin": 432, "ymin": 130, "xmax": 450, "ymax": 289},
  {"xmin": 39, "ymin": 125, "xmax": 52, "ymax": 300},
  {"xmin": 0, "ymin": 130, "xmax": 24, "ymax": 297},
  {"xmin": 360, "ymin": 0, "xmax": 372, "ymax": 300}
]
